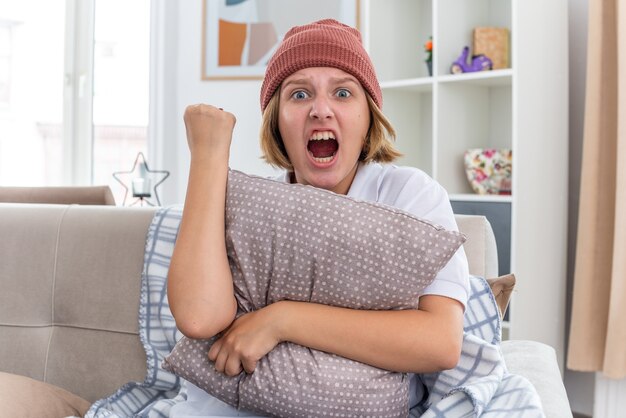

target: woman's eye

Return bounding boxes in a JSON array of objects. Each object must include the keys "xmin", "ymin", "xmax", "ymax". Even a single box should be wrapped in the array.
[
  {"xmin": 336, "ymin": 89, "xmax": 351, "ymax": 98},
  {"xmin": 292, "ymin": 90, "xmax": 309, "ymax": 100}
]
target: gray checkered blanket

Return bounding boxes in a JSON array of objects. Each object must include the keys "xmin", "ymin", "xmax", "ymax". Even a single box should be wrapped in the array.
[
  {"xmin": 414, "ymin": 278, "xmax": 545, "ymax": 417},
  {"xmin": 84, "ymin": 206, "xmax": 545, "ymax": 418}
]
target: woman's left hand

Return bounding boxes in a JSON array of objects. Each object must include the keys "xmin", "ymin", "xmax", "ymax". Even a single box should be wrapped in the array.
[{"xmin": 208, "ymin": 303, "xmax": 283, "ymax": 376}]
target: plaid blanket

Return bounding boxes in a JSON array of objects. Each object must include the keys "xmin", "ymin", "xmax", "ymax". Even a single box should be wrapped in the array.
[
  {"xmin": 84, "ymin": 207, "xmax": 185, "ymax": 418},
  {"xmin": 414, "ymin": 278, "xmax": 545, "ymax": 417},
  {"xmin": 85, "ymin": 206, "xmax": 545, "ymax": 418}
]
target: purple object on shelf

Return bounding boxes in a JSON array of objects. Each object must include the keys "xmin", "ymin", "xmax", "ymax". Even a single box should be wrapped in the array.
[{"xmin": 450, "ymin": 46, "xmax": 493, "ymax": 74}]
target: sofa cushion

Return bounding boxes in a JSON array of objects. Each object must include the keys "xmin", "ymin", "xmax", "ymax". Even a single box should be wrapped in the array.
[
  {"xmin": 501, "ymin": 340, "xmax": 572, "ymax": 418},
  {"xmin": 0, "ymin": 371, "xmax": 91, "ymax": 418},
  {"xmin": 487, "ymin": 273, "xmax": 516, "ymax": 319},
  {"xmin": 163, "ymin": 170, "xmax": 466, "ymax": 417}
]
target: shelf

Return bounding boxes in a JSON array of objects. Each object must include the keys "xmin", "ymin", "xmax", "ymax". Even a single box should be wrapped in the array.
[
  {"xmin": 364, "ymin": 0, "xmax": 569, "ymax": 367},
  {"xmin": 382, "ymin": 89, "xmax": 433, "ymax": 173},
  {"xmin": 436, "ymin": 0, "xmax": 512, "ymax": 76},
  {"xmin": 380, "ymin": 77, "xmax": 433, "ymax": 92},
  {"xmin": 449, "ymin": 193, "xmax": 513, "ymax": 203},
  {"xmin": 379, "ymin": 70, "xmax": 512, "ymax": 91},
  {"xmin": 437, "ymin": 69, "xmax": 513, "ymax": 86},
  {"xmin": 436, "ymin": 82, "xmax": 512, "ymax": 193},
  {"xmin": 367, "ymin": 0, "xmax": 432, "ymax": 81}
]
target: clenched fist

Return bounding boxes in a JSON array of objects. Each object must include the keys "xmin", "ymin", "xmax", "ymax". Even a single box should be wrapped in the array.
[{"xmin": 183, "ymin": 104, "xmax": 236, "ymax": 159}]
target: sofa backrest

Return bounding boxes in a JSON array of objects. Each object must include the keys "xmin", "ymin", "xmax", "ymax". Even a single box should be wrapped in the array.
[
  {"xmin": 0, "ymin": 204, "xmax": 498, "ymax": 403},
  {"xmin": 0, "ymin": 204, "xmax": 156, "ymax": 402},
  {"xmin": 0, "ymin": 186, "xmax": 116, "ymax": 205}
]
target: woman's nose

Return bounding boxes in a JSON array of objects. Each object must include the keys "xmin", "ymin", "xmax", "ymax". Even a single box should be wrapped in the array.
[{"xmin": 309, "ymin": 96, "xmax": 334, "ymax": 119}]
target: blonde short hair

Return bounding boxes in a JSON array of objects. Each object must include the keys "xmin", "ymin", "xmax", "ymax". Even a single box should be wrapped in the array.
[{"xmin": 259, "ymin": 91, "xmax": 402, "ymax": 170}]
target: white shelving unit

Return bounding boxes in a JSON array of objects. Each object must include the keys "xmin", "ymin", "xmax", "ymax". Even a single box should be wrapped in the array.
[{"xmin": 361, "ymin": 0, "xmax": 568, "ymax": 366}]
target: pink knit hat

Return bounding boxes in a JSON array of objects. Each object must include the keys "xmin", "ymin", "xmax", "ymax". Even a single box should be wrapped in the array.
[{"xmin": 260, "ymin": 19, "xmax": 382, "ymax": 111}]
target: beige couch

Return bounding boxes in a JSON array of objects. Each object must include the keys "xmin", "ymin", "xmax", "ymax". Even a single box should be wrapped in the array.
[{"xmin": 0, "ymin": 203, "xmax": 572, "ymax": 417}]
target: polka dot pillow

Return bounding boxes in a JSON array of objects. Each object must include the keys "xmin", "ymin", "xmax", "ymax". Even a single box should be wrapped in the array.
[{"xmin": 162, "ymin": 169, "xmax": 466, "ymax": 418}]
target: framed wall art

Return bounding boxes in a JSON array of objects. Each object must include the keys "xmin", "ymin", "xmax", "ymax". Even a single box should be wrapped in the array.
[{"xmin": 202, "ymin": 0, "xmax": 359, "ymax": 80}]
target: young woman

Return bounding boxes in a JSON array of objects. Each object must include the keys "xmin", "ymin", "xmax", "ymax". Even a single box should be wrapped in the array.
[{"xmin": 167, "ymin": 19, "xmax": 469, "ymax": 417}]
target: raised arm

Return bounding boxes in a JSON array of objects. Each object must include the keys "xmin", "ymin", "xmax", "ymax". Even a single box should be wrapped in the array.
[{"xmin": 167, "ymin": 104, "xmax": 238, "ymax": 339}]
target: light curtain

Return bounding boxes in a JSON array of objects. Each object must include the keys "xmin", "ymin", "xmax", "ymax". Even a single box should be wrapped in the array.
[{"xmin": 567, "ymin": 0, "xmax": 626, "ymax": 379}]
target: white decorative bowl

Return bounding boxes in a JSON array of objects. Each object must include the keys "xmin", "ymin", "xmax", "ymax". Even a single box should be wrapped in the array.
[{"xmin": 463, "ymin": 148, "xmax": 512, "ymax": 195}]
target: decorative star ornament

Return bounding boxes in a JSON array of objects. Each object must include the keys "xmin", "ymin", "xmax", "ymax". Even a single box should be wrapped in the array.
[{"xmin": 112, "ymin": 152, "xmax": 170, "ymax": 206}]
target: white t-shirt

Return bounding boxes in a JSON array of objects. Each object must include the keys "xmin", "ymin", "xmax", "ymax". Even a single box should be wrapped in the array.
[{"xmin": 170, "ymin": 162, "xmax": 470, "ymax": 417}]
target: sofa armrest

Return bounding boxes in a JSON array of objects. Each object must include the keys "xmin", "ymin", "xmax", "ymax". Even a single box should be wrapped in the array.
[{"xmin": 501, "ymin": 340, "xmax": 572, "ymax": 418}]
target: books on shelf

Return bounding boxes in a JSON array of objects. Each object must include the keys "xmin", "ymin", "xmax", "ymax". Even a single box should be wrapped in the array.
[{"xmin": 473, "ymin": 27, "xmax": 510, "ymax": 70}]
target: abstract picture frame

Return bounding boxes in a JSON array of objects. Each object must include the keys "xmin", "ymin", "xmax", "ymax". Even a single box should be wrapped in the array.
[{"xmin": 201, "ymin": 0, "xmax": 359, "ymax": 80}]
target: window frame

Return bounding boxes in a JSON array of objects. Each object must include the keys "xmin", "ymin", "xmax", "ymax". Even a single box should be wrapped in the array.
[{"xmin": 63, "ymin": 0, "xmax": 95, "ymax": 185}]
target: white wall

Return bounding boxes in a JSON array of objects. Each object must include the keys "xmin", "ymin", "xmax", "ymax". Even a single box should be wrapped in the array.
[{"xmin": 154, "ymin": 0, "xmax": 280, "ymax": 206}]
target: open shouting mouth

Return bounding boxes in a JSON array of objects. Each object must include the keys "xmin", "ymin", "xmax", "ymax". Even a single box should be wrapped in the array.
[{"xmin": 307, "ymin": 131, "xmax": 338, "ymax": 164}]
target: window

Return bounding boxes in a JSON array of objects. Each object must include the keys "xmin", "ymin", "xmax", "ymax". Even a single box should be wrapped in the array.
[
  {"xmin": 93, "ymin": 0, "xmax": 150, "ymax": 204},
  {"xmin": 0, "ymin": 0, "xmax": 150, "ymax": 204},
  {"xmin": 0, "ymin": 2, "xmax": 65, "ymax": 186},
  {"xmin": 0, "ymin": 24, "xmax": 12, "ymax": 107}
]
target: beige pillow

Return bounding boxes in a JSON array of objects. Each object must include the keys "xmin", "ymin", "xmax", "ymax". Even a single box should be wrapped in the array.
[
  {"xmin": 163, "ymin": 170, "xmax": 466, "ymax": 417},
  {"xmin": 0, "ymin": 371, "xmax": 91, "ymax": 418},
  {"xmin": 487, "ymin": 273, "xmax": 516, "ymax": 319}
]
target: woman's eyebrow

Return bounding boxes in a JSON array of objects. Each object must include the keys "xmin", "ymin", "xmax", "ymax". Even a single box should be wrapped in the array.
[
  {"xmin": 282, "ymin": 78, "xmax": 310, "ymax": 89},
  {"xmin": 330, "ymin": 76, "xmax": 360, "ymax": 86}
]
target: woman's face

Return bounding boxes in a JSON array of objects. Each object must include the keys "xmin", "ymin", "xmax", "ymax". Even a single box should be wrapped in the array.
[{"xmin": 278, "ymin": 67, "xmax": 370, "ymax": 195}]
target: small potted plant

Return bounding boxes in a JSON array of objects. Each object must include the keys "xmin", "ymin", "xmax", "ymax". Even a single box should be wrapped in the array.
[{"xmin": 424, "ymin": 36, "xmax": 433, "ymax": 76}]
